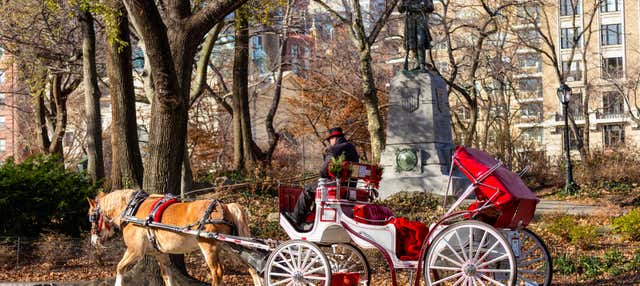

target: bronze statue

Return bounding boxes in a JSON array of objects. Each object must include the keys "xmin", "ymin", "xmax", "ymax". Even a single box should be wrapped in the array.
[{"xmin": 399, "ymin": 0, "xmax": 434, "ymax": 71}]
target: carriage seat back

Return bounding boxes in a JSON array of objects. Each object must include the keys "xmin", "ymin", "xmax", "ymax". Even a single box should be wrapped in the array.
[{"xmin": 353, "ymin": 204, "xmax": 394, "ymax": 225}]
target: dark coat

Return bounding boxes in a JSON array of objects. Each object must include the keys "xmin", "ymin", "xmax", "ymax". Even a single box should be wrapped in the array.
[{"xmin": 319, "ymin": 137, "xmax": 359, "ymax": 178}]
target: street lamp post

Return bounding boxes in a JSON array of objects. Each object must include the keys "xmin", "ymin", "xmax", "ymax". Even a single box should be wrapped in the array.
[{"xmin": 557, "ymin": 84, "xmax": 578, "ymax": 193}]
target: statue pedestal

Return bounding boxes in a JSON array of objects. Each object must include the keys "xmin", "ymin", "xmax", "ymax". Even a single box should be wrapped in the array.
[{"xmin": 379, "ymin": 70, "xmax": 462, "ymax": 198}]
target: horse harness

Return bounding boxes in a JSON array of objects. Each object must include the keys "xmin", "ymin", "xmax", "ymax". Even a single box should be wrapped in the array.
[{"xmin": 121, "ymin": 190, "xmax": 237, "ymax": 251}]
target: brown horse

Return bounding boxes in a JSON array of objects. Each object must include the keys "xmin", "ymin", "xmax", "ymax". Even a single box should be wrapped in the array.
[{"xmin": 87, "ymin": 189, "xmax": 263, "ymax": 286}]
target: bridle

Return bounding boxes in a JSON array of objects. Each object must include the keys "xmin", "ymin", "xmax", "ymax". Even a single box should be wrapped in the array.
[{"xmin": 89, "ymin": 204, "xmax": 117, "ymax": 239}]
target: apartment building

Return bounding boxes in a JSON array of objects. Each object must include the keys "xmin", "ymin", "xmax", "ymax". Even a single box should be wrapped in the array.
[
  {"xmin": 0, "ymin": 49, "xmax": 30, "ymax": 163},
  {"xmin": 515, "ymin": 0, "xmax": 640, "ymax": 156}
]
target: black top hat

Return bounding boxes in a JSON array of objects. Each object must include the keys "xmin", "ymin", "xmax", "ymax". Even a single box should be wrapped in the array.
[{"xmin": 326, "ymin": 127, "xmax": 345, "ymax": 140}]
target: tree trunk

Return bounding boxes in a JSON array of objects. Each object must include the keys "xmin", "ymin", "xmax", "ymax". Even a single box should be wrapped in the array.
[
  {"xmin": 34, "ymin": 88, "xmax": 51, "ymax": 153},
  {"xmin": 120, "ymin": 1, "xmax": 246, "ymax": 284},
  {"xmin": 80, "ymin": 9, "xmax": 105, "ymax": 182},
  {"xmin": 49, "ymin": 75, "xmax": 68, "ymax": 160},
  {"xmin": 232, "ymin": 13, "xmax": 258, "ymax": 174},
  {"xmin": 106, "ymin": 0, "xmax": 143, "ymax": 189},
  {"xmin": 581, "ymin": 57, "xmax": 590, "ymax": 161},
  {"xmin": 358, "ymin": 49, "xmax": 385, "ymax": 163},
  {"xmin": 464, "ymin": 99, "xmax": 478, "ymax": 146}
]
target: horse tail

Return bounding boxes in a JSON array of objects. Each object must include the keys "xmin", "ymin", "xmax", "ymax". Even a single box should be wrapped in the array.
[{"xmin": 226, "ymin": 203, "xmax": 251, "ymax": 237}]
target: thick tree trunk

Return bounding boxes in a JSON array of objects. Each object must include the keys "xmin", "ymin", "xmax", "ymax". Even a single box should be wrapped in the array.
[
  {"xmin": 80, "ymin": 10, "xmax": 105, "ymax": 182},
  {"xmin": 120, "ymin": 1, "xmax": 247, "ymax": 284},
  {"xmin": 106, "ymin": 0, "xmax": 143, "ymax": 189},
  {"xmin": 464, "ymin": 99, "xmax": 478, "ymax": 146},
  {"xmin": 232, "ymin": 14, "xmax": 258, "ymax": 174},
  {"xmin": 358, "ymin": 49, "xmax": 385, "ymax": 163}
]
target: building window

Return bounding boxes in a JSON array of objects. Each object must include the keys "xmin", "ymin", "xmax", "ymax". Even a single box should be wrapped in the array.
[
  {"xmin": 603, "ymin": 124, "xmax": 625, "ymax": 146},
  {"xmin": 521, "ymin": 127, "xmax": 543, "ymax": 145},
  {"xmin": 560, "ymin": 0, "xmax": 580, "ymax": 16},
  {"xmin": 518, "ymin": 53, "xmax": 541, "ymax": 70},
  {"xmin": 0, "ymin": 69, "xmax": 5, "ymax": 84},
  {"xmin": 518, "ymin": 77, "xmax": 542, "ymax": 97},
  {"xmin": 601, "ymin": 24, "xmax": 622, "ymax": 46},
  {"xmin": 518, "ymin": 4, "xmax": 540, "ymax": 23},
  {"xmin": 602, "ymin": 91, "xmax": 624, "ymax": 115},
  {"xmin": 0, "ymin": 139, "xmax": 5, "ymax": 153},
  {"xmin": 0, "ymin": 116, "xmax": 5, "ymax": 128},
  {"xmin": 562, "ymin": 60, "xmax": 582, "ymax": 81},
  {"xmin": 560, "ymin": 27, "xmax": 580, "ymax": 49},
  {"xmin": 602, "ymin": 57, "xmax": 623, "ymax": 78},
  {"xmin": 520, "ymin": 102, "xmax": 543, "ymax": 119},
  {"xmin": 601, "ymin": 0, "xmax": 620, "ymax": 13},
  {"xmin": 569, "ymin": 92, "xmax": 584, "ymax": 117},
  {"xmin": 0, "ymin": 93, "xmax": 4, "ymax": 106}
]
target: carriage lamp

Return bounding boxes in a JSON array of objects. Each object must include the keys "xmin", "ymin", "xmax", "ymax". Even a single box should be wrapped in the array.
[
  {"xmin": 396, "ymin": 149, "xmax": 418, "ymax": 172},
  {"xmin": 557, "ymin": 83, "xmax": 578, "ymax": 194}
]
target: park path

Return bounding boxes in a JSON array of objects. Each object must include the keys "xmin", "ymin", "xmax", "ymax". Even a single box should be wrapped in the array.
[{"xmin": 536, "ymin": 199, "xmax": 614, "ymax": 216}]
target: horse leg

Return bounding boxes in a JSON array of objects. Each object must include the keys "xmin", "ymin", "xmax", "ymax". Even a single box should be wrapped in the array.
[
  {"xmin": 155, "ymin": 254, "xmax": 175, "ymax": 286},
  {"xmin": 198, "ymin": 241, "xmax": 223, "ymax": 286},
  {"xmin": 115, "ymin": 248, "xmax": 142, "ymax": 286}
]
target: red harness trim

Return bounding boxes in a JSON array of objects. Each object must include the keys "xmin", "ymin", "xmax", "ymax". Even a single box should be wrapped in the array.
[{"xmin": 149, "ymin": 198, "xmax": 179, "ymax": 222}]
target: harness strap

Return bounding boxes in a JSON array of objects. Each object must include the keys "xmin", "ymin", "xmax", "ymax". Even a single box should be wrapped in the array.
[
  {"xmin": 122, "ymin": 189, "xmax": 150, "ymax": 228},
  {"xmin": 190, "ymin": 199, "xmax": 237, "ymax": 236}
]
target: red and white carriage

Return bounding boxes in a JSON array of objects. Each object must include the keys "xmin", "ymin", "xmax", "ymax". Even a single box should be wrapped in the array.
[
  {"xmin": 268, "ymin": 146, "xmax": 551, "ymax": 286},
  {"xmin": 109, "ymin": 145, "xmax": 551, "ymax": 286}
]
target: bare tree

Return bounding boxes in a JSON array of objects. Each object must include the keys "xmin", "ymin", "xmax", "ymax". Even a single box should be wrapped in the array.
[
  {"xmin": 105, "ymin": 0, "xmax": 143, "ymax": 189},
  {"xmin": 79, "ymin": 8, "xmax": 104, "ymax": 182},
  {"xmin": 311, "ymin": 0, "xmax": 399, "ymax": 163}
]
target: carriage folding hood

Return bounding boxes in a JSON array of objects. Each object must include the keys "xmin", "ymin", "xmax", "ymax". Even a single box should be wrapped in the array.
[{"xmin": 452, "ymin": 146, "xmax": 540, "ymax": 228}]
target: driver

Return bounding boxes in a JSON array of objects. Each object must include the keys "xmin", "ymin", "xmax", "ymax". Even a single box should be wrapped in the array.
[{"xmin": 291, "ymin": 127, "xmax": 359, "ymax": 227}]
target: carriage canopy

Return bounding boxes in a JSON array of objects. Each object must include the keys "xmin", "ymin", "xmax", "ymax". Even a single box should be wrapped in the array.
[{"xmin": 453, "ymin": 146, "xmax": 539, "ymax": 228}]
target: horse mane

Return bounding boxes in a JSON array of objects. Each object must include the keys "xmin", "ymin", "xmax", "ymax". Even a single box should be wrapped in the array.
[{"xmin": 98, "ymin": 189, "xmax": 138, "ymax": 225}]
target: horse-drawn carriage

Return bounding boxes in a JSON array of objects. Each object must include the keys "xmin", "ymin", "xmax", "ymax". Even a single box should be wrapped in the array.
[{"xmin": 88, "ymin": 146, "xmax": 551, "ymax": 286}]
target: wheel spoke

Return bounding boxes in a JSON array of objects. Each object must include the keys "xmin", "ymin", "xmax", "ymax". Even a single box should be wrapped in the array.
[
  {"xmin": 454, "ymin": 230, "xmax": 470, "ymax": 261},
  {"xmin": 430, "ymin": 265, "xmax": 463, "ymax": 271},
  {"xmin": 437, "ymin": 252, "xmax": 464, "ymax": 267},
  {"xmin": 518, "ymin": 269, "xmax": 546, "ymax": 275},
  {"xmin": 477, "ymin": 253, "xmax": 509, "ymax": 268},
  {"xmin": 477, "ymin": 268, "xmax": 512, "ymax": 273},
  {"xmin": 478, "ymin": 273, "xmax": 507, "ymax": 286},
  {"xmin": 452, "ymin": 274, "xmax": 467, "ymax": 286},
  {"xmin": 477, "ymin": 240, "xmax": 501, "ymax": 263},
  {"xmin": 304, "ymin": 265, "xmax": 327, "ymax": 276},
  {"xmin": 432, "ymin": 271, "xmax": 464, "ymax": 285},
  {"xmin": 299, "ymin": 247, "xmax": 313, "ymax": 271},
  {"xmin": 519, "ymin": 256, "xmax": 544, "ymax": 267},
  {"xmin": 443, "ymin": 239, "xmax": 467, "ymax": 264},
  {"xmin": 474, "ymin": 231, "xmax": 489, "ymax": 261},
  {"xmin": 302, "ymin": 255, "xmax": 322, "ymax": 273},
  {"xmin": 278, "ymin": 251, "xmax": 297, "ymax": 272},
  {"xmin": 272, "ymin": 261, "xmax": 294, "ymax": 274},
  {"xmin": 519, "ymin": 245, "xmax": 537, "ymax": 261},
  {"xmin": 269, "ymin": 277, "xmax": 292, "ymax": 286}
]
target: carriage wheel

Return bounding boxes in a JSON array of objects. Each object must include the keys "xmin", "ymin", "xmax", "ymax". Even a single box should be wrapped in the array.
[
  {"xmin": 424, "ymin": 221, "xmax": 517, "ymax": 286},
  {"xmin": 322, "ymin": 243, "xmax": 370, "ymax": 286},
  {"xmin": 264, "ymin": 240, "xmax": 332, "ymax": 286},
  {"xmin": 508, "ymin": 228, "xmax": 552, "ymax": 286}
]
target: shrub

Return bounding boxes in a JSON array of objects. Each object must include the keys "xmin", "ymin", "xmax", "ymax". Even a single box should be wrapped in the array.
[
  {"xmin": 577, "ymin": 146, "xmax": 640, "ymax": 187},
  {"xmin": 0, "ymin": 155, "xmax": 98, "ymax": 237},
  {"xmin": 553, "ymin": 253, "xmax": 576, "ymax": 275},
  {"xmin": 578, "ymin": 255, "xmax": 606, "ymax": 278},
  {"xmin": 612, "ymin": 207, "xmax": 640, "ymax": 241},
  {"xmin": 546, "ymin": 215, "xmax": 599, "ymax": 248}
]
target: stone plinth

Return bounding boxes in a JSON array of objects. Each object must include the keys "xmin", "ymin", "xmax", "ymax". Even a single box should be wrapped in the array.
[{"xmin": 379, "ymin": 70, "xmax": 459, "ymax": 198}]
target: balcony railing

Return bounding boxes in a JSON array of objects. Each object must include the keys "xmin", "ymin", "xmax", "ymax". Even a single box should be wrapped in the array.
[
  {"xmin": 596, "ymin": 108, "xmax": 628, "ymax": 120},
  {"xmin": 555, "ymin": 112, "xmax": 584, "ymax": 121}
]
